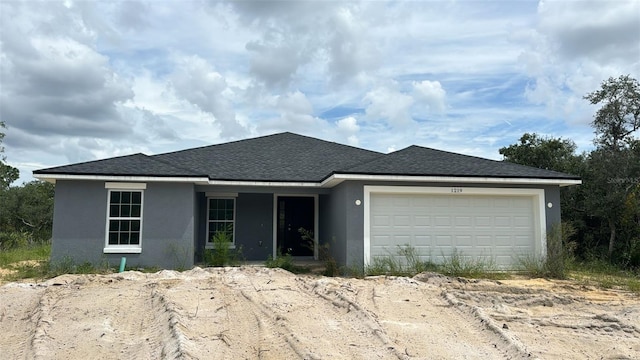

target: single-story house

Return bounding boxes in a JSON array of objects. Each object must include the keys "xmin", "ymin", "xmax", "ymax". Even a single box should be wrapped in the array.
[{"xmin": 34, "ymin": 132, "xmax": 581, "ymax": 270}]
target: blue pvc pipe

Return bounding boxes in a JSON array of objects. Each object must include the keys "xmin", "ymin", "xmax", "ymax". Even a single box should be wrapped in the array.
[{"xmin": 119, "ymin": 257, "xmax": 126, "ymax": 273}]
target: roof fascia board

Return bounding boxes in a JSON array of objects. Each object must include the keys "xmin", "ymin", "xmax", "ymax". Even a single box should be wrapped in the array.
[
  {"xmin": 34, "ymin": 173, "xmax": 582, "ymax": 188},
  {"xmin": 323, "ymin": 174, "xmax": 582, "ymax": 187},
  {"xmin": 33, "ymin": 174, "xmax": 210, "ymax": 184},
  {"xmin": 33, "ymin": 174, "xmax": 323, "ymax": 187},
  {"xmin": 207, "ymin": 180, "xmax": 321, "ymax": 187}
]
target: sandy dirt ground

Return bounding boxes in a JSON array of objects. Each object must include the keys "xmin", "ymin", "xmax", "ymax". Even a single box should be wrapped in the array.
[{"xmin": 1, "ymin": 267, "xmax": 638, "ymax": 359}]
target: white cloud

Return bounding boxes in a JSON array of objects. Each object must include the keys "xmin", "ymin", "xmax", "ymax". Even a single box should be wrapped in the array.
[
  {"xmin": 412, "ymin": 80, "xmax": 447, "ymax": 113},
  {"xmin": 336, "ymin": 116, "xmax": 359, "ymax": 133},
  {"xmin": 363, "ymin": 85, "xmax": 415, "ymax": 127},
  {"xmin": 519, "ymin": 0, "xmax": 639, "ymax": 122},
  {"xmin": 169, "ymin": 55, "xmax": 247, "ymax": 138}
]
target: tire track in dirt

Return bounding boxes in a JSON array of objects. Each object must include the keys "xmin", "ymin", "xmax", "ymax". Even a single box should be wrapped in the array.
[
  {"xmin": 312, "ymin": 275, "xmax": 517, "ymax": 359},
  {"xmin": 441, "ymin": 278, "xmax": 640, "ymax": 359},
  {"xmin": 25, "ymin": 274, "xmax": 183, "ymax": 359},
  {"xmin": 227, "ymin": 267, "xmax": 405, "ymax": 359},
  {"xmin": 4, "ymin": 268, "xmax": 639, "ymax": 359},
  {"xmin": 150, "ymin": 268, "xmax": 303, "ymax": 359},
  {"xmin": 0, "ymin": 283, "xmax": 45, "ymax": 359}
]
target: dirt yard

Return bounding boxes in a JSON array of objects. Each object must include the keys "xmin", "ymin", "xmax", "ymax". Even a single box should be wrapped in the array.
[{"xmin": 0, "ymin": 267, "xmax": 638, "ymax": 359}]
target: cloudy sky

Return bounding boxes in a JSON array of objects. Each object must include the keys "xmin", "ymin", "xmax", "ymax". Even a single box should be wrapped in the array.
[{"xmin": 1, "ymin": 0, "xmax": 639, "ymax": 184}]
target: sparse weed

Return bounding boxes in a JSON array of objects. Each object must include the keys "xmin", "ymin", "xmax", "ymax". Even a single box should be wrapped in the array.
[
  {"xmin": 440, "ymin": 249, "xmax": 501, "ymax": 279},
  {"xmin": 366, "ymin": 245, "xmax": 438, "ymax": 277},
  {"xmin": 518, "ymin": 222, "xmax": 577, "ymax": 279},
  {"xmin": 264, "ymin": 253, "xmax": 311, "ymax": 274},
  {"xmin": 341, "ymin": 261, "xmax": 365, "ymax": 278},
  {"xmin": 366, "ymin": 245, "xmax": 503, "ymax": 279}
]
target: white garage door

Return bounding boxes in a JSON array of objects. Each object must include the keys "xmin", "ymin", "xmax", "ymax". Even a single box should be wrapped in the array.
[{"xmin": 367, "ymin": 187, "xmax": 543, "ymax": 268}]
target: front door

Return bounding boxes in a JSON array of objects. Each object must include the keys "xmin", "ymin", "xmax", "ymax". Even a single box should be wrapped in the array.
[{"xmin": 277, "ymin": 196, "xmax": 314, "ymax": 256}]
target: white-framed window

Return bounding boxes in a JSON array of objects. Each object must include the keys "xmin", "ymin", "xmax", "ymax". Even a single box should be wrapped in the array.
[
  {"xmin": 206, "ymin": 194, "xmax": 236, "ymax": 248},
  {"xmin": 104, "ymin": 183, "xmax": 146, "ymax": 253}
]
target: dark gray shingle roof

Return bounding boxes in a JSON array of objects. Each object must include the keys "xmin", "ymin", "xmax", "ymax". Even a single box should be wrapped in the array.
[
  {"xmin": 341, "ymin": 145, "xmax": 580, "ymax": 179},
  {"xmin": 34, "ymin": 153, "xmax": 204, "ymax": 177},
  {"xmin": 152, "ymin": 132, "xmax": 382, "ymax": 182},
  {"xmin": 34, "ymin": 132, "xmax": 580, "ymax": 181}
]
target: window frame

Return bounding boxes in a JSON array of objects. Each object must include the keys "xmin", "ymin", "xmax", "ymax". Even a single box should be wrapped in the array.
[
  {"xmin": 206, "ymin": 193, "xmax": 237, "ymax": 249},
  {"xmin": 103, "ymin": 182, "xmax": 146, "ymax": 254}
]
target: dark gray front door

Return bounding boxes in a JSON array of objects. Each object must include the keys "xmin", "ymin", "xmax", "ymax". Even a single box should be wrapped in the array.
[{"xmin": 277, "ymin": 196, "xmax": 314, "ymax": 256}]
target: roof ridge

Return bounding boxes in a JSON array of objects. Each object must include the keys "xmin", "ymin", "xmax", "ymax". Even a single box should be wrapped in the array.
[
  {"xmin": 152, "ymin": 132, "xmax": 297, "ymax": 157},
  {"xmin": 153, "ymin": 132, "xmax": 383, "ymax": 158}
]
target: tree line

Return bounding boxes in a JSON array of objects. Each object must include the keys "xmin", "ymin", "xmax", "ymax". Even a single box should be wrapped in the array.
[
  {"xmin": 0, "ymin": 121, "xmax": 54, "ymax": 249},
  {"xmin": 0, "ymin": 76, "xmax": 638, "ymax": 270}
]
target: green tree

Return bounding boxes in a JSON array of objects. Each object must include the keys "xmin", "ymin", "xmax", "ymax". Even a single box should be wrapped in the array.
[
  {"xmin": 583, "ymin": 76, "xmax": 640, "ymax": 261},
  {"xmin": 499, "ymin": 133, "xmax": 584, "ymax": 174},
  {"xmin": 584, "ymin": 75, "xmax": 640, "ymax": 151},
  {"xmin": 0, "ymin": 181, "xmax": 55, "ymax": 244},
  {"xmin": 0, "ymin": 121, "xmax": 19, "ymax": 189}
]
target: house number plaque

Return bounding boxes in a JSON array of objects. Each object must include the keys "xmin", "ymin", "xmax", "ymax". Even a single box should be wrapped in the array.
[{"xmin": 450, "ymin": 187, "xmax": 463, "ymax": 193}]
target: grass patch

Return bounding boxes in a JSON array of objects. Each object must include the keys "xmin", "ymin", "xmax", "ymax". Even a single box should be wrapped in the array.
[
  {"xmin": 568, "ymin": 259, "xmax": 640, "ymax": 294},
  {"xmin": 0, "ymin": 243, "xmax": 50, "ymax": 267}
]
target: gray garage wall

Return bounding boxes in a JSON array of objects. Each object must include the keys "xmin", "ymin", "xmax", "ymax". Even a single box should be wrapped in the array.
[
  {"xmin": 333, "ymin": 181, "xmax": 567, "ymax": 270},
  {"xmin": 319, "ymin": 182, "xmax": 367, "ymax": 269},
  {"xmin": 51, "ymin": 180, "xmax": 196, "ymax": 269}
]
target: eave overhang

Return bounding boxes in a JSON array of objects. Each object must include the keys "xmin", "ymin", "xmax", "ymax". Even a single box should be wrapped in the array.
[{"xmin": 34, "ymin": 172, "xmax": 582, "ymax": 188}]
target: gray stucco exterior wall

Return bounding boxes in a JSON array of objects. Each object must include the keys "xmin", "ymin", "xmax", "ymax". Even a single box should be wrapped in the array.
[
  {"xmin": 542, "ymin": 185, "xmax": 562, "ymax": 229},
  {"xmin": 235, "ymin": 193, "xmax": 273, "ymax": 261},
  {"xmin": 51, "ymin": 180, "xmax": 108, "ymax": 266},
  {"xmin": 51, "ymin": 181, "xmax": 195, "ymax": 269},
  {"xmin": 319, "ymin": 186, "xmax": 347, "ymax": 266},
  {"xmin": 318, "ymin": 182, "xmax": 366, "ymax": 269}
]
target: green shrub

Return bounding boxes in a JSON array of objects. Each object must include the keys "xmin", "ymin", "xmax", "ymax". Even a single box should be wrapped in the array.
[
  {"xmin": 204, "ymin": 230, "xmax": 243, "ymax": 267},
  {"xmin": 0, "ymin": 231, "xmax": 30, "ymax": 250}
]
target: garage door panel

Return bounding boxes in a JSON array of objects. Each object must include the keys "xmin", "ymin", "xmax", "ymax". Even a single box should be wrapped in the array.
[
  {"xmin": 372, "ymin": 214, "xmax": 391, "ymax": 226},
  {"xmin": 455, "ymin": 235, "xmax": 473, "ymax": 246},
  {"xmin": 514, "ymin": 216, "xmax": 532, "ymax": 227},
  {"xmin": 369, "ymin": 192, "xmax": 536, "ymax": 268},
  {"xmin": 494, "ymin": 216, "xmax": 511, "ymax": 227},
  {"xmin": 455, "ymin": 216, "xmax": 472, "ymax": 227},
  {"xmin": 393, "ymin": 215, "xmax": 411, "ymax": 226},
  {"xmin": 475, "ymin": 216, "xmax": 492, "ymax": 227},
  {"xmin": 434, "ymin": 216, "xmax": 452, "ymax": 227},
  {"xmin": 435, "ymin": 235, "xmax": 453, "ymax": 246}
]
